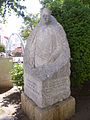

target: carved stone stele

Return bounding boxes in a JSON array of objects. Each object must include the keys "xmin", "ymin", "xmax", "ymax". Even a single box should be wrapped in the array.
[{"xmin": 23, "ymin": 8, "xmax": 71, "ymax": 108}]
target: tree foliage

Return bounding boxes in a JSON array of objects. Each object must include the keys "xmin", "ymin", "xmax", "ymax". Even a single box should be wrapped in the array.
[
  {"xmin": 79, "ymin": 0, "xmax": 90, "ymax": 7},
  {"xmin": 0, "ymin": 0, "xmax": 26, "ymax": 17},
  {"xmin": 21, "ymin": 29, "xmax": 31, "ymax": 40},
  {"xmin": 40, "ymin": 0, "xmax": 90, "ymax": 7},
  {"xmin": 21, "ymin": 14, "xmax": 40, "ymax": 40},
  {"xmin": 41, "ymin": 0, "xmax": 90, "ymax": 87}
]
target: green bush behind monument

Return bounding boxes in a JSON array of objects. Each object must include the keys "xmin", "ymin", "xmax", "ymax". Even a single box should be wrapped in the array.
[{"xmin": 42, "ymin": 0, "xmax": 90, "ymax": 87}]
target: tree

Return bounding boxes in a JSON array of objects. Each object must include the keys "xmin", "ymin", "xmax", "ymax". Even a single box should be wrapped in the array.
[
  {"xmin": 21, "ymin": 29, "xmax": 31, "ymax": 40},
  {"xmin": 0, "ymin": 0, "xmax": 26, "ymax": 18},
  {"xmin": 20, "ymin": 14, "xmax": 40, "ymax": 40},
  {"xmin": 40, "ymin": 0, "xmax": 90, "ymax": 7}
]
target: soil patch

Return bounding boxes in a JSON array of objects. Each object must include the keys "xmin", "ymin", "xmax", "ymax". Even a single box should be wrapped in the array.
[{"xmin": 70, "ymin": 80, "xmax": 90, "ymax": 120}]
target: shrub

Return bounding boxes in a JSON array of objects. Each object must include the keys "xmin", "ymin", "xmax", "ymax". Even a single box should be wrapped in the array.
[
  {"xmin": 11, "ymin": 63, "xmax": 24, "ymax": 90},
  {"xmin": 42, "ymin": 0, "xmax": 90, "ymax": 87},
  {"xmin": 0, "ymin": 44, "xmax": 5, "ymax": 52}
]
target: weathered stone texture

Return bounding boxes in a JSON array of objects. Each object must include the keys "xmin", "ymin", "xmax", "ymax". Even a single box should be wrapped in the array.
[
  {"xmin": 23, "ymin": 8, "xmax": 71, "ymax": 108},
  {"xmin": 24, "ymin": 75, "xmax": 70, "ymax": 108},
  {"xmin": 0, "ymin": 58, "xmax": 13, "ymax": 89},
  {"xmin": 21, "ymin": 93, "xmax": 75, "ymax": 120}
]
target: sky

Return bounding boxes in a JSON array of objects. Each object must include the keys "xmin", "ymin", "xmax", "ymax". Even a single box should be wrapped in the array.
[{"xmin": 2, "ymin": 0, "xmax": 42, "ymax": 37}]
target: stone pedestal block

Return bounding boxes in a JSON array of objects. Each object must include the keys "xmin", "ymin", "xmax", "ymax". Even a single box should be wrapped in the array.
[
  {"xmin": 21, "ymin": 93, "xmax": 75, "ymax": 120},
  {"xmin": 0, "ymin": 58, "xmax": 13, "ymax": 89},
  {"xmin": 24, "ymin": 75, "xmax": 71, "ymax": 108}
]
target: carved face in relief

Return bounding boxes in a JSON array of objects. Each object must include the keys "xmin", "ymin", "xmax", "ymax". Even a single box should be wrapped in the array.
[{"xmin": 41, "ymin": 8, "xmax": 51, "ymax": 25}]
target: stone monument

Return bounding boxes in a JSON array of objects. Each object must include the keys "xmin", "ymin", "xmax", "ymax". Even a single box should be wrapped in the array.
[{"xmin": 21, "ymin": 8, "xmax": 75, "ymax": 120}]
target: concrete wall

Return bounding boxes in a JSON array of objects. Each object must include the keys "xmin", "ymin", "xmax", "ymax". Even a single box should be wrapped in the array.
[{"xmin": 0, "ymin": 58, "xmax": 13, "ymax": 89}]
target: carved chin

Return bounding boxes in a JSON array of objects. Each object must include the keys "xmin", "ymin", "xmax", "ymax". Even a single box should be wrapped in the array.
[{"xmin": 44, "ymin": 20, "xmax": 50, "ymax": 24}]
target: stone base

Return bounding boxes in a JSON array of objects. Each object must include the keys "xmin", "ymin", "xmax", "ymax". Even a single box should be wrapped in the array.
[{"xmin": 21, "ymin": 93, "xmax": 75, "ymax": 120}]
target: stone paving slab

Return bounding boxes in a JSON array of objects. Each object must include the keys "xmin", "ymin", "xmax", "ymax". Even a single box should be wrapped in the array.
[
  {"xmin": 0, "ymin": 108, "xmax": 14, "ymax": 120},
  {"xmin": 0, "ymin": 87, "xmax": 29, "ymax": 120},
  {"xmin": 0, "ymin": 87, "xmax": 19, "ymax": 120}
]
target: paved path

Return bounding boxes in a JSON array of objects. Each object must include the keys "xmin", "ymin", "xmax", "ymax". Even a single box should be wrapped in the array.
[
  {"xmin": 0, "ymin": 87, "xmax": 29, "ymax": 120},
  {"xmin": 0, "ymin": 87, "xmax": 19, "ymax": 120}
]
